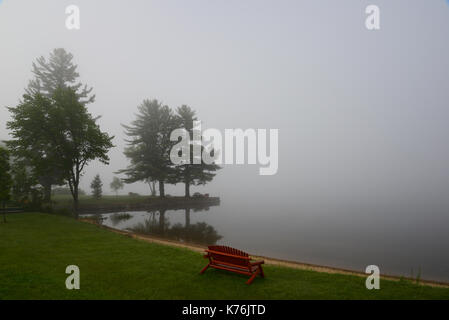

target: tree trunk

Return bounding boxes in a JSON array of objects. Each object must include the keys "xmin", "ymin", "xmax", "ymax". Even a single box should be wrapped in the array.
[
  {"xmin": 73, "ymin": 177, "xmax": 79, "ymax": 219},
  {"xmin": 185, "ymin": 181, "xmax": 190, "ymax": 198},
  {"xmin": 42, "ymin": 181, "xmax": 52, "ymax": 203},
  {"xmin": 149, "ymin": 181, "xmax": 156, "ymax": 197},
  {"xmin": 159, "ymin": 181, "xmax": 165, "ymax": 198},
  {"xmin": 73, "ymin": 190, "xmax": 79, "ymax": 219}
]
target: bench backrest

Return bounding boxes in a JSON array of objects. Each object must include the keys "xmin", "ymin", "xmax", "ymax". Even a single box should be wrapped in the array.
[{"xmin": 207, "ymin": 245, "xmax": 251, "ymax": 268}]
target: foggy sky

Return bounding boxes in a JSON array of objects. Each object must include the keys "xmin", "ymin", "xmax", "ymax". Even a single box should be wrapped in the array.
[{"xmin": 1, "ymin": 0, "xmax": 449, "ymax": 212}]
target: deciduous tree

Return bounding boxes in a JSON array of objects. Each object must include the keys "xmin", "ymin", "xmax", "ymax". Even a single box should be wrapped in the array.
[
  {"xmin": 110, "ymin": 177, "xmax": 124, "ymax": 197},
  {"xmin": 21, "ymin": 48, "xmax": 95, "ymax": 201},
  {"xmin": 7, "ymin": 88, "xmax": 114, "ymax": 217}
]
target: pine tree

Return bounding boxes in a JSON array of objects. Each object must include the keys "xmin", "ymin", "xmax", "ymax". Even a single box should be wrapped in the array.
[
  {"xmin": 26, "ymin": 48, "xmax": 95, "ymax": 105},
  {"xmin": 172, "ymin": 105, "xmax": 220, "ymax": 197},
  {"xmin": 118, "ymin": 99, "xmax": 179, "ymax": 198},
  {"xmin": 90, "ymin": 174, "xmax": 103, "ymax": 200}
]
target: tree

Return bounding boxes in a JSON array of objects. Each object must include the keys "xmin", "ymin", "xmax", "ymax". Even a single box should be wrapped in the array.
[
  {"xmin": 118, "ymin": 99, "xmax": 178, "ymax": 198},
  {"xmin": 5, "ymin": 110, "xmax": 64, "ymax": 203},
  {"xmin": 90, "ymin": 174, "xmax": 103, "ymax": 199},
  {"xmin": 10, "ymin": 161, "xmax": 38, "ymax": 204},
  {"xmin": 110, "ymin": 177, "xmax": 124, "ymax": 196},
  {"xmin": 26, "ymin": 48, "xmax": 95, "ymax": 104},
  {"xmin": 172, "ymin": 105, "xmax": 220, "ymax": 197},
  {"xmin": 7, "ymin": 88, "xmax": 114, "ymax": 217},
  {"xmin": 19, "ymin": 48, "xmax": 95, "ymax": 202},
  {"xmin": 0, "ymin": 147, "xmax": 12, "ymax": 223}
]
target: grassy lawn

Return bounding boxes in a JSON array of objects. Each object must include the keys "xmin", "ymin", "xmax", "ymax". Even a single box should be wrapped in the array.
[
  {"xmin": 50, "ymin": 194, "xmax": 160, "ymax": 209},
  {"xmin": 1, "ymin": 213, "xmax": 448, "ymax": 300},
  {"xmin": 52, "ymin": 194, "xmax": 152, "ymax": 205},
  {"xmin": 48, "ymin": 194, "xmax": 219, "ymax": 214}
]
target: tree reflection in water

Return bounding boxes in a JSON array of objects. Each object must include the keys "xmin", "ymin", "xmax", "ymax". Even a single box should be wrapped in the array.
[
  {"xmin": 129, "ymin": 208, "xmax": 222, "ymax": 245},
  {"xmin": 109, "ymin": 212, "xmax": 132, "ymax": 226},
  {"xmin": 90, "ymin": 213, "xmax": 106, "ymax": 225}
]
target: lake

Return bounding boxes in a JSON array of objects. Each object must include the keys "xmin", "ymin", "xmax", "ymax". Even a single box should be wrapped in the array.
[{"xmin": 81, "ymin": 195, "xmax": 449, "ymax": 283}]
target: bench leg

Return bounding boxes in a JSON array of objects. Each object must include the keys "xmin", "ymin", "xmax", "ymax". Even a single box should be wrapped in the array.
[
  {"xmin": 259, "ymin": 265, "xmax": 265, "ymax": 278},
  {"xmin": 246, "ymin": 270, "xmax": 259, "ymax": 285},
  {"xmin": 200, "ymin": 263, "xmax": 210, "ymax": 274}
]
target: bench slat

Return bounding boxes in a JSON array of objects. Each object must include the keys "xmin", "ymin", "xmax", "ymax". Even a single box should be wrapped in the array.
[
  {"xmin": 211, "ymin": 259, "xmax": 251, "ymax": 271},
  {"xmin": 209, "ymin": 264, "xmax": 252, "ymax": 276},
  {"xmin": 205, "ymin": 250, "xmax": 251, "ymax": 261}
]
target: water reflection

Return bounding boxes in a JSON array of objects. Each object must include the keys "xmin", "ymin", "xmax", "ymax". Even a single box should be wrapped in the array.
[
  {"xmin": 90, "ymin": 213, "xmax": 107, "ymax": 225},
  {"xmin": 109, "ymin": 212, "xmax": 133, "ymax": 226},
  {"xmin": 130, "ymin": 208, "xmax": 222, "ymax": 245},
  {"xmin": 84, "ymin": 207, "xmax": 222, "ymax": 246}
]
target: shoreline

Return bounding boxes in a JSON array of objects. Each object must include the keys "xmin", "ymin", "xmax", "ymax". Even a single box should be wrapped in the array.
[
  {"xmin": 80, "ymin": 218, "xmax": 449, "ymax": 288},
  {"xmin": 65, "ymin": 196, "xmax": 221, "ymax": 214}
]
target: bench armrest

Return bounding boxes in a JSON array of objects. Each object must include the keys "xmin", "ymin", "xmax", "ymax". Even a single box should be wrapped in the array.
[{"xmin": 250, "ymin": 260, "xmax": 264, "ymax": 266}]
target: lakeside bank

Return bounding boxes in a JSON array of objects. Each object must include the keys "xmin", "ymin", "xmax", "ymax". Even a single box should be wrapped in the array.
[
  {"xmin": 2, "ymin": 212, "xmax": 448, "ymax": 299},
  {"xmin": 80, "ymin": 217, "xmax": 449, "ymax": 289}
]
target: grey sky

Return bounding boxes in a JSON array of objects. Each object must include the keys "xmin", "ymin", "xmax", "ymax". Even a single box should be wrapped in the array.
[{"xmin": 1, "ymin": 0, "xmax": 449, "ymax": 209}]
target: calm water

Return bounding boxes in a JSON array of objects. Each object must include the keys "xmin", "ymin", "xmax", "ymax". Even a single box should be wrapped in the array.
[{"xmin": 83, "ymin": 197, "xmax": 449, "ymax": 283}]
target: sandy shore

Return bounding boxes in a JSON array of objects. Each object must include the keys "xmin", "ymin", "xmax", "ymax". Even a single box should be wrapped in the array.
[{"xmin": 80, "ymin": 218, "xmax": 449, "ymax": 288}]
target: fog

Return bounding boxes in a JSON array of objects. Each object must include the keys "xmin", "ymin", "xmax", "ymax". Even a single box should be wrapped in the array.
[{"xmin": 1, "ymin": 1, "xmax": 449, "ymax": 219}]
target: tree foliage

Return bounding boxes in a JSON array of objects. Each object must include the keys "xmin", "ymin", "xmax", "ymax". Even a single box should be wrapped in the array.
[
  {"xmin": 11, "ymin": 48, "xmax": 96, "ymax": 202},
  {"xmin": 118, "ymin": 101, "xmax": 220, "ymax": 198},
  {"xmin": 118, "ymin": 99, "xmax": 178, "ymax": 197},
  {"xmin": 90, "ymin": 174, "xmax": 103, "ymax": 199},
  {"xmin": 172, "ymin": 105, "xmax": 220, "ymax": 197},
  {"xmin": 110, "ymin": 177, "xmax": 124, "ymax": 196},
  {"xmin": 26, "ymin": 48, "xmax": 95, "ymax": 105},
  {"xmin": 10, "ymin": 161, "xmax": 38, "ymax": 203},
  {"xmin": 7, "ymin": 88, "xmax": 114, "ymax": 216}
]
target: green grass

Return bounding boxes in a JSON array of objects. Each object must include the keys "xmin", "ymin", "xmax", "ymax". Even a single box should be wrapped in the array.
[
  {"xmin": 1, "ymin": 213, "xmax": 448, "ymax": 300},
  {"xmin": 49, "ymin": 194, "xmax": 218, "ymax": 214},
  {"xmin": 52, "ymin": 194, "xmax": 152, "ymax": 206}
]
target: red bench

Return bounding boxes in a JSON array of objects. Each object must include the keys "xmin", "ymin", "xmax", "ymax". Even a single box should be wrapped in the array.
[{"xmin": 200, "ymin": 245, "xmax": 265, "ymax": 285}]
